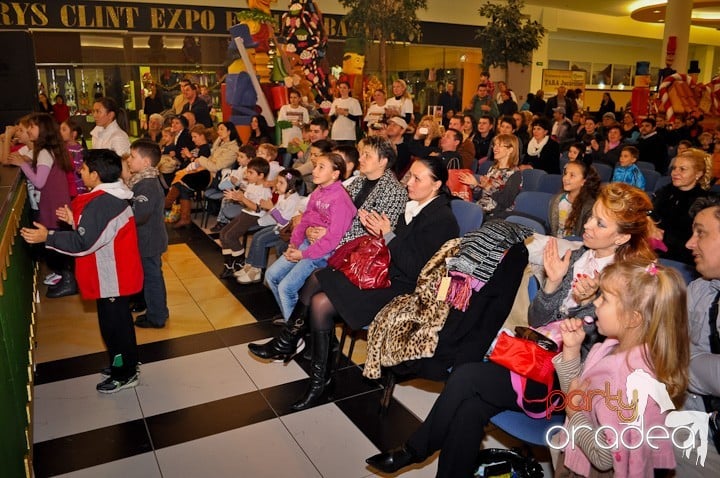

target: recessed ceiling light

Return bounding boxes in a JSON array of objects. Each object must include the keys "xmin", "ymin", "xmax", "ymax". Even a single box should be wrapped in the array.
[{"xmin": 652, "ymin": 9, "xmax": 661, "ymax": 13}]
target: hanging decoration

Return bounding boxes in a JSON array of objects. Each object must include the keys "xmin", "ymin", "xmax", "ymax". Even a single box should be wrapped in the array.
[{"xmin": 280, "ymin": 0, "xmax": 331, "ymax": 101}]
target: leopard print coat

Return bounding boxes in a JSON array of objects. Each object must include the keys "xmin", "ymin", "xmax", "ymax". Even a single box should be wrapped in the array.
[{"xmin": 364, "ymin": 238, "xmax": 460, "ymax": 379}]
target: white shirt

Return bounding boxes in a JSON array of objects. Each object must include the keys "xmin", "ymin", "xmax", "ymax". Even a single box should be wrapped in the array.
[
  {"xmin": 330, "ymin": 97, "xmax": 362, "ymax": 141},
  {"xmin": 364, "ymin": 103, "xmax": 387, "ymax": 124},
  {"xmin": 385, "ymin": 96, "xmax": 413, "ymax": 118},
  {"xmin": 90, "ymin": 120, "xmax": 130, "ymax": 156},
  {"xmin": 277, "ymin": 104, "xmax": 310, "ymax": 147}
]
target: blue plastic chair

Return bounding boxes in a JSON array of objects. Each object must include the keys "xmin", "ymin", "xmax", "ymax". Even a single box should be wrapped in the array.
[
  {"xmin": 658, "ymin": 258, "xmax": 698, "ymax": 285},
  {"xmin": 490, "ymin": 411, "xmax": 566, "ymax": 447},
  {"xmin": 559, "ymin": 152, "xmax": 569, "ymax": 171},
  {"xmin": 642, "ymin": 169, "xmax": 661, "ymax": 193},
  {"xmin": 513, "ymin": 191, "xmax": 553, "ymax": 228},
  {"xmin": 521, "ymin": 169, "xmax": 548, "ymax": 192},
  {"xmin": 636, "ymin": 161, "xmax": 656, "ymax": 173},
  {"xmin": 451, "ymin": 200, "xmax": 484, "ymax": 236},
  {"xmin": 592, "ymin": 163, "xmax": 613, "ymax": 183},
  {"xmin": 537, "ymin": 174, "xmax": 563, "ymax": 194},
  {"xmin": 506, "ymin": 214, "xmax": 547, "ymax": 234},
  {"xmin": 653, "ymin": 175, "xmax": 671, "ymax": 193},
  {"xmin": 477, "ymin": 160, "xmax": 495, "ymax": 176}
]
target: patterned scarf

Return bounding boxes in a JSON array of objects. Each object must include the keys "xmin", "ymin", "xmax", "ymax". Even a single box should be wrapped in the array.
[
  {"xmin": 126, "ymin": 166, "xmax": 160, "ymax": 189},
  {"xmin": 442, "ymin": 220, "xmax": 532, "ymax": 311},
  {"xmin": 447, "ymin": 219, "xmax": 533, "ymax": 282}
]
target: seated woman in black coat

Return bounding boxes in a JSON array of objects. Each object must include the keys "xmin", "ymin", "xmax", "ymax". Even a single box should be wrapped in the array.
[
  {"xmin": 651, "ymin": 148, "xmax": 710, "ymax": 264},
  {"xmin": 249, "ymin": 156, "xmax": 459, "ymax": 411},
  {"xmin": 521, "ymin": 117, "xmax": 560, "ymax": 174}
]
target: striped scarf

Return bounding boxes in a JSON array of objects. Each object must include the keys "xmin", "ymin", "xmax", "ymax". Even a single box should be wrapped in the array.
[{"xmin": 447, "ymin": 219, "xmax": 533, "ymax": 282}]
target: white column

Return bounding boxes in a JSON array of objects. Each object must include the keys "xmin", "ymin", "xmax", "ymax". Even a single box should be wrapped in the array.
[
  {"xmin": 694, "ymin": 46, "xmax": 715, "ymax": 83},
  {"xmin": 530, "ymin": 33, "xmax": 549, "ymax": 94},
  {"xmin": 662, "ymin": 0, "xmax": 693, "ymax": 73}
]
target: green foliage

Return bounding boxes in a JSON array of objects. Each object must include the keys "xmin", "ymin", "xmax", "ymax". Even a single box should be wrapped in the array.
[
  {"xmin": 476, "ymin": 0, "xmax": 546, "ymax": 70},
  {"xmin": 339, "ymin": 0, "xmax": 428, "ymax": 86},
  {"xmin": 235, "ymin": 10, "xmax": 274, "ymax": 24},
  {"xmin": 339, "ymin": 0, "xmax": 428, "ymax": 45}
]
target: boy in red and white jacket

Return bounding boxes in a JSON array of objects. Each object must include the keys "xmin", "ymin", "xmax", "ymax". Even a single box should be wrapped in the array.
[{"xmin": 21, "ymin": 149, "xmax": 143, "ymax": 393}]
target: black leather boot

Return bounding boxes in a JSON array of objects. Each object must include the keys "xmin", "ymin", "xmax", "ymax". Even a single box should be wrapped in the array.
[
  {"xmin": 291, "ymin": 329, "xmax": 332, "ymax": 411},
  {"xmin": 302, "ymin": 333, "xmax": 339, "ymax": 361},
  {"xmin": 46, "ymin": 270, "xmax": 79, "ymax": 298},
  {"xmin": 219, "ymin": 255, "xmax": 240, "ymax": 279},
  {"xmin": 248, "ymin": 303, "xmax": 308, "ymax": 361}
]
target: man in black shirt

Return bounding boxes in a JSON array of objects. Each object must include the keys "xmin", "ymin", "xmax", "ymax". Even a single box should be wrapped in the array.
[{"xmin": 181, "ymin": 82, "xmax": 214, "ymax": 128}]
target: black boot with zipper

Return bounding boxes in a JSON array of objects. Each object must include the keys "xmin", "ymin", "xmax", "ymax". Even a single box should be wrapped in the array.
[
  {"xmin": 291, "ymin": 329, "xmax": 333, "ymax": 411},
  {"xmin": 248, "ymin": 303, "xmax": 309, "ymax": 361}
]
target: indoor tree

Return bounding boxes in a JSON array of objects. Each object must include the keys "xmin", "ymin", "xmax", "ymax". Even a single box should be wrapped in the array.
[
  {"xmin": 475, "ymin": 0, "xmax": 546, "ymax": 74},
  {"xmin": 339, "ymin": 0, "xmax": 428, "ymax": 88}
]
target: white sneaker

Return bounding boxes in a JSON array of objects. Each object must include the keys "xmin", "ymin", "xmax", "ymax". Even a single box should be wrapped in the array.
[
  {"xmin": 44, "ymin": 272, "xmax": 62, "ymax": 286},
  {"xmin": 233, "ymin": 263, "xmax": 252, "ymax": 278},
  {"xmin": 238, "ymin": 267, "xmax": 262, "ymax": 284}
]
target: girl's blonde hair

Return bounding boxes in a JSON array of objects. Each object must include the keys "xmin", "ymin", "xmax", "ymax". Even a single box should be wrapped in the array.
[
  {"xmin": 417, "ymin": 115, "xmax": 442, "ymax": 141},
  {"xmin": 599, "ymin": 261, "xmax": 689, "ymax": 406}
]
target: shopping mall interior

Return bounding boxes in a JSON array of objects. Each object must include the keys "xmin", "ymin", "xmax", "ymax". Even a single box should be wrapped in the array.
[{"xmin": 1, "ymin": 0, "xmax": 719, "ymax": 477}]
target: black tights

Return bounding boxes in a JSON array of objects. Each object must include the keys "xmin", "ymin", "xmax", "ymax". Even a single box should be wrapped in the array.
[{"xmin": 298, "ymin": 271, "xmax": 336, "ymax": 332}]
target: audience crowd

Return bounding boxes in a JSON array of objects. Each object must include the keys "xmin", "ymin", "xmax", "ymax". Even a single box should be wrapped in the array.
[{"xmin": 5, "ymin": 74, "xmax": 720, "ymax": 477}]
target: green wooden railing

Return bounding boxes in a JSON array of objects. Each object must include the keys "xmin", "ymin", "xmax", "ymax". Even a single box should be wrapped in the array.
[{"xmin": 0, "ymin": 168, "xmax": 35, "ymax": 478}]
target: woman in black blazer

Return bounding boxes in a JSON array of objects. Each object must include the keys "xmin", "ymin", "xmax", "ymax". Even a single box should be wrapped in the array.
[
  {"xmin": 251, "ymin": 156, "xmax": 459, "ymax": 411},
  {"xmin": 522, "ymin": 117, "xmax": 560, "ymax": 174}
]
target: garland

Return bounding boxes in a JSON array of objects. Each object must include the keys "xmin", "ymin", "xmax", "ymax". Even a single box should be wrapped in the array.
[{"xmin": 235, "ymin": 10, "xmax": 274, "ymax": 24}]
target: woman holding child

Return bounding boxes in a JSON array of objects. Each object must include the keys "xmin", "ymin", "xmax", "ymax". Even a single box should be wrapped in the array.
[{"xmin": 367, "ymin": 183, "xmax": 659, "ymax": 477}]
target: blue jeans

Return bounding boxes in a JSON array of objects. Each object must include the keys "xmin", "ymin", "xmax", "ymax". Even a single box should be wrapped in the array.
[
  {"xmin": 246, "ymin": 226, "xmax": 288, "ymax": 269},
  {"xmin": 141, "ymin": 254, "xmax": 169, "ymax": 325},
  {"xmin": 217, "ymin": 198, "xmax": 243, "ymax": 224},
  {"xmin": 265, "ymin": 239, "xmax": 328, "ymax": 320}
]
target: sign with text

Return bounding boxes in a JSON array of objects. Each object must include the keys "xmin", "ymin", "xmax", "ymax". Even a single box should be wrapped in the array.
[
  {"xmin": 0, "ymin": 1, "xmax": 480, "ymax": 46},
  {"xmin": 541, "ymin": 69, "xmax": 586, "ymax": 93}
]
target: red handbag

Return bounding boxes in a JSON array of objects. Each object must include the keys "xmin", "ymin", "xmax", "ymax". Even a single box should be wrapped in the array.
[
  {"xmin": 446, "ymin": 168, "xmax": 474, "ymax": 201},
  {"xmin": 487, "ymin": 327, "xmax": 559, "ymax": 388},
  {"xmin": 327, "ymin": 235, "xmax": 391, "ymax": 290}
]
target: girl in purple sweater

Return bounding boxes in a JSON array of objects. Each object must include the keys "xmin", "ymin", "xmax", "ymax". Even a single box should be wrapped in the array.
[{"xmin": 265, "ymin": 153, "xmax": 356, "ymax": 322}]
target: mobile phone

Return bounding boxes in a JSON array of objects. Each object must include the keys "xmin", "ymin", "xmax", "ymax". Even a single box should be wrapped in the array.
[{"xmin": 418, "ymin": 127, "xmax": 429, "ymax": 135}]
